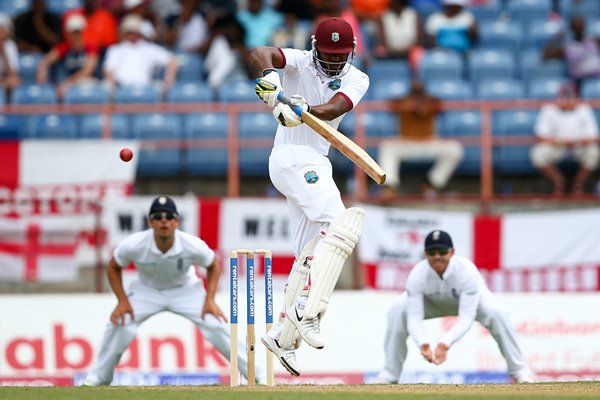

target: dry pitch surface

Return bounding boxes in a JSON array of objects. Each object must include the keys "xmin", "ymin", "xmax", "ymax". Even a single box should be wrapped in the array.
[{"xmin": 1, "ymin": 382, "xmax": 600, "ymax": 400}]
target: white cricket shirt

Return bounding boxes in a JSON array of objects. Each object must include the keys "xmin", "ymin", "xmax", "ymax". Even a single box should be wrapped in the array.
[
  {"xmin": 274, "ymin": 48, "xmax": 370, "ymax": 155},
  {"xmin": 103, "ymin": 40, "xmax": 173, "ymax": 86},
  {"xmin": 405, "ymin": 255, "xmax": 490, "ymax": 347},
  {"xmin": 113, "ymin": 229, "xmax": 215, "ymax": 290}
]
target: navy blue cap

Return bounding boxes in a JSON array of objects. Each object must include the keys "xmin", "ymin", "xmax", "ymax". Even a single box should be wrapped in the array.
[
  {"xmin": 149, "ymin": 196, "xmax": 178, "ymax": 216},
  {"xmin": 424, "ymin": 230, "xmax": 453, "ymax": 250}
]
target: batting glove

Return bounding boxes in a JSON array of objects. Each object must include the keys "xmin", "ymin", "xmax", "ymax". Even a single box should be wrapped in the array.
[
  {"xmin": 255, "ymin": 69, "xmax": 282, "ymax": 108},
  {"xmin": 289, "ymin": 94, "xmax": 310, "ymax": 116},
  {"xmin": 273, "ymin": 102, "xmax": 302, "ymax": 127}
]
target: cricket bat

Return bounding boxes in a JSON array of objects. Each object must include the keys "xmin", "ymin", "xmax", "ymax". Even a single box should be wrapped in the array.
[{"xmin": 278, "ymin": 94, "xmax": 387, "ymax": 185}]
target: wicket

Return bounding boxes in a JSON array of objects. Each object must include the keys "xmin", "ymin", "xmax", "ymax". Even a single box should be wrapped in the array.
[{"xmin": 229, "ymin": 249, "xmax": 275, "ymax": 386}]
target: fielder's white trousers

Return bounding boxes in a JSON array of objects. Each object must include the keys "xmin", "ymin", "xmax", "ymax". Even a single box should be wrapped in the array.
[
  {"xmin": 85, "ymin": 279, "xmax": 260, "ymax": 385},
  {"xmin": 530, "ymin": 142, "xmax": 600, "ymax": 170},
  {"xmin": 378, "ymin": 139, "xmax": 464, "ymax": 189},
  {"xmin": 378, "ymin": 292, "xmax": 533, "ymax": 383}
]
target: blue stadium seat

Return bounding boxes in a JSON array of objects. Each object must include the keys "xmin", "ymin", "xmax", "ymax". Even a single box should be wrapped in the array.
[
  {"xmin": 64, "ymin": 83, "xmax": 111, "ymax": 104},
  {"xmin": 0, "ymin": 115, "xmax": 24, "ymax": 139},
  {"xmin": 417, "ymin": 49, "xmax": 464, "ymax": 81},
  {"xmin": 132, "ymin": 113, "xmax": 183, "ymax": 176},
  {"xmin": 587, "ymin": 18, "xmax": 600, "ymax": 38},
  {"xmin": 115, "ymin": 84, "xmax": 162, "ymax": 104},
  {"xmin": 238, "ymin": 112, "xmax": 278, "ymax": 176},
  {"xmin": 0, "ymin": 0, "xmax": 29, "ymax": 16},
  {"xmin": 368, "ymin": 59, "xmax": 410, "ymax": 84},
  {"xmin": 468, "ymin": 49, "xmax": 515, "ymax": 84},
  {"xmin": 12, "ymin": 84, "xmax": 57, "ymax": 104},
  {"xmin": 217, "ymin": 79, "xmax": 257, "ymax": 102},
  {"xmin": 47, "ymin": 0, "xmax": 81, "ymax": 14},
  {"xmin": 468, "ymin": 0, "xmax": 501, "ymax": 23},
  {"xmin": 175, "ymin": 52, "xmax": 204, "ymax": 82},
  {"xmin": 27, "ymin": 114, "xmax": 78, "ymax": 139},
  {"xmin": 580, "ymin": 78, "xmax": 600, "ymax": 99},
  {"xmin": 527, "ymin": 77, "xmax": 564, "ymax": 99},
  {"xmin": 370, "ymin": 78, "xmax": 409, "ymax": 100},
  {"xmin": 476, "ymin": 79, "xmax": 524, "ymax": 100},
  {"xmin": 79, "ymin": 114, "xmax": 129, "ymax": 139},
  {"xmin": 477, "ymin": 20, "xmax": 523, "ymax": 53},
  {"xmin": 167, "ymin": 82, "xmax": 213, "ymax": 103},
  {"xmin": 0, "ymin": 88, "xmax": 4, "ymax": 104},
  {"xmin": 506, "ymin": 0, "xmax": 552, "ymax": 25},
  {"xmin": 439, "ymin": 111, "xmax": 482, "ymax": 175},
  {"xmin": 18, "ymin": 53, "xmax": 42, "ymax": 83},
  {"xmin": 425, "ymin": 79, "xmax": 472, "ymax": 100},
  {"xmin": 494, "ymin": 110, "xmax": 539, "ymax": 174},
  {"xmin": 519, "ymin": 49, "xmax": 567, "ymax": 82},
  {"xmin": 184, "ymin": 113, "xmax": 228, "ymax": 176},
  {"xmin": 560, "ymin": 0, "xmax": 600, "ymax": 20},
  {"xmin": 524, "ymin": 18, "xmax": 564, "ymax": 49}
]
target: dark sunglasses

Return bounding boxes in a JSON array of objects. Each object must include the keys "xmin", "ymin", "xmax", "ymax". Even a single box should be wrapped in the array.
[
  {"xmin": 150, "ymin": 212, "xmax": 178, "ymax": 221},
  {"xmin": 426, "ymin": 248, "xmax": 450, "ymax": 257}
]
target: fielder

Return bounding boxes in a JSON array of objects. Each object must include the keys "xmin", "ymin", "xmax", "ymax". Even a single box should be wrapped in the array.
[
  {"xmin": 84, "ymin": 196, "xmax": 264, "ymax": 385},
  {"xmin": 249, "ymin": 18, "xmax": 369, "ymax": 376},
  {"xmin": 376, "ymin": 230, "xmax": 535, "ymax": 384}
]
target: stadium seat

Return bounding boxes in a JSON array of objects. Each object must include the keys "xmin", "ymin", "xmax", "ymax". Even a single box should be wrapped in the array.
[
  {"xmin": 47, "ymin": 0, "xmax": 81, "ymax": 14},
  {"xmin": 494, "ymin": 110, "xmax": 539, "ymax": 174},
  {"xmin": 115, "ymin": 84, "xmax": 162, "ymax": 104},
  {"xmin": 425, "ymin": 79, "xmax": 472, "ymax": 100},
  {"xmin": 506, "ymin": 0, "xmax": 552, "ymax": 26},
  {"xmin": 184, "ymin": 113, "xmax": 229, "ymax": 176},
  {"xmin": 217, "ymin": 79, "xmax": 257, "ymax": 102},
  {"xmin": 468, "ymin": 0, "xmax": 501, "ymax": 23},
  {"xmin": 0, "ymin": 88, "xmax": 4, "ymax": 104},
  {"xmin": 238, "ymin": 112, "xmax": 278, "ymax": 176},
  {"xmin": 12, "ymin": 84, "xmax": 57, "ymax": 104},
  {"xmin": 0, "ymin": 0, "xmax": 28, "ymax": 16},
  {"xmin": 468, "ymin": 49, "xmax": 515, "ymax": 84},
  {"xmin": 370, "ymin": 78, "xmax": 409, "ymax": 101},
  {"xmin": 0, "ymin": 115, "xmax": 24, "ymax": 139},
  {"xmin": 27, "ymin": 114, "xmax": 78, "ymax": 139},
  {"xmin": 560, "ymin": 0, "xmax": 600, "ymax": 21},
  {"xmin": 18, "ymin": 53, "xmax": 42, "ymax": 83},
  {"xmin": 167, "ymin": 82, "xmax": 213, "ymax": 103},
  {"xmin": 132, "ymin": 113, "xmax": 183, "ymax": 176},
  {"xmin": 527, "ymin": 77, "xmax": 564, "ymax": 99},
  {"xmin": 417, "ymin": 49, "xmax": 464, "ymax": 81},
  {"xmin": 476, "ymin": 79, "xmax": 524, "ymax": 100},
  {"xmin": 79, "ymin": 114, "xmax": 129, "ymax": 139},
  {"xmin": 519, "ymin": 49, "xmax": 567, "ymax": 82},
  {"xmin": 580, "ymin": 78, "xmax": 600, "ymax": 99},
  {"xmin": 64, "ymin": 83, "xmax": 111, "ymax": 104},
  {"xmin": 477, "ymin": 20, "xmax": 523, "ymax": 53},
  {"xmin": 524, "ymin": 18, "xmax": 564, "ymax": 49},
  {"xmin": 439, "ymin": 111, "xmax": 482, "ymax": 175},
  {"xmin": 175, "ymin": 52, "xmax": 204, "ymax": 82},
  {"xmin": 368, "ymin": 59, "xmax": 410, "ymax": 84}
]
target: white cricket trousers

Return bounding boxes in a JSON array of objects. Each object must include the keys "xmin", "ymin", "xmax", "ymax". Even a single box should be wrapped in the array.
[
  {"xmin": 530, "ymin": 142, "xmax": 600, "ymax": 170},
  {"xmin": 378, "ymin": 139, "xmax": 464, "ymax": 189},
  {"xmin": 379, "ymin": 292, "xmax": 532, "ymax": 383},
  {"xmin": 86, "ymin": 280, "xmax": 259, "ymax": 385}
]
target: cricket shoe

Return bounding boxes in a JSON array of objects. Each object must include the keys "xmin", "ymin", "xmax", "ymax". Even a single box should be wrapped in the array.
[
  {"xmin": 514, "ymin": 374, "xmax": 536, "ymax": 384},
  {"xmin": 261, "ymin": 334, "xmax": 300, "ymax": 377},
  {"xmin": 287, "ymin": 303, "xmax": 324, "ymax": 349}
]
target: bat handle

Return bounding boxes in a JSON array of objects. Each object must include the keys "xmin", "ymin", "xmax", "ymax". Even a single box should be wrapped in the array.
[{"xmin": 277, "ymin": 92, "xmax": 304, "ymax": 117}]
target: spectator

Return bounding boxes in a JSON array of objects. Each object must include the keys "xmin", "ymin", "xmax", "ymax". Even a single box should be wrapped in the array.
[
  {"xmin": 424, "ymin": 0, "xmax": 477, "ymax": 54},
  {"xmin": 272, "ymin": 0, "xmax": 316, "ymax": 50},
  {"xmin": 123, "ymin": 0, "xmax": 160, "ymax": 42},
  {"xmin": 0, "ymin": 13, "xmax": 21, "ymax": 97},
  {"xmin": 350, "ymin": 0, "xmax": 389, "ymax": 51},
  {"xmin": 14, "ymin": 0, "xmax": 62, "ymax": 53},
  {"xmin": 378, "ymin": 79, "xmax": 464, "ymax": 197},
  {"xmin": 543, "ymin": 15, "xmax": 600, "ymax": 92},
  {"xmin": 237, "ymin": 0, "xmax": 284, "ymax": 49},
  {"xmin": 62, "ymin": 0, "xmax": 119, "ymax": 54},
  {"xmin": 530, "ymin": 83, "xmax": 600, "ymax": 196},
  {"xmin": 164, "ymin": 0, "xmax": 210, "ymax": 53},
  {"xmin": 37, "ymin": 14, "xmax": 99, "ymax": 100},
  {"xmin": 103, "ymin": 14, "xmax": 178, "ymax": 91},
  {"xmin": 374, "ymin": 0, "xmax": 423, "ymax": 60}
]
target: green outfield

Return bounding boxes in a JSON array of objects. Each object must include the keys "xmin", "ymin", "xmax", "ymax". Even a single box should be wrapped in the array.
[{"xmin": 1, "ymin": 383, "xmax": 600, "ymax": 400}]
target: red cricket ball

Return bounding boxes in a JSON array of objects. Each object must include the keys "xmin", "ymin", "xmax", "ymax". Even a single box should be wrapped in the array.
[{"xmin": 120, "ymin": 147, "xmax": 133, "ymax": 162}]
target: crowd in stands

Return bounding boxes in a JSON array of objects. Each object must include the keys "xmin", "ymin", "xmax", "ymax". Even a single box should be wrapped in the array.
[{"xmin": 0, "ymin": 0, "xmax": 599, "ymax": 196}]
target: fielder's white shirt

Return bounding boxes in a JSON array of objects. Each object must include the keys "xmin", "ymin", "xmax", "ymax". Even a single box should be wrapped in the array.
[
  {"xmin": 405, "ymin": 255, "xmax": 490, "ymax": 347},
  {"xmin": 113, "ymin": 229, "xmax": 215, "ymax": 290},
  {"xmin": 534, "ymin": 103, "xmax": 599, "ymax": 141},
  {"xmin": 275, "ymin": 48, "xmax": 370, "ymax": 155},
  {"xmin": 103, "ymin": 40, "xmax": 173, "ymax": 86}
]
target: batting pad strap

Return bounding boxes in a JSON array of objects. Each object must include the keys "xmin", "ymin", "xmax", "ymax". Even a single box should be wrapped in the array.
[{"xmin": 303, "ymin": 207, "xmax": 365, "ymax": 319}]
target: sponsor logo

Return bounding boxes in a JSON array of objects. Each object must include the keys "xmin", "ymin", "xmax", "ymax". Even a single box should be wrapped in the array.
[
  {"xmin": 304, "ymin": 171, "xmax": 319, "ymax": 184},
  {"xmin": 328, "ymin": 79, "xmax": 341, "ymax": 91}
]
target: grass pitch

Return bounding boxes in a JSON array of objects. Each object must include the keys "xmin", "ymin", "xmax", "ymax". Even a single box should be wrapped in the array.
[{"xmin": 1, "ymin": 382, "xmax": 599, "ymax": 400}]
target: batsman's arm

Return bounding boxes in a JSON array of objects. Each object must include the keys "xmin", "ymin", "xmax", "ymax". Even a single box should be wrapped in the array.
[{"xmin": 249, "ymin": 46, "xmax": 285, "ymax": 72}]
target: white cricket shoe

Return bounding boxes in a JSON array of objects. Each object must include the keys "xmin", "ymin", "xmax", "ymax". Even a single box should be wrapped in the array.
[
  {"xmin": 514, "ymin": 374, "xmax": 536, "ymax": 384},
  {"xmin": 261, "ymin": 335, "xmax": 301, "ymax": 377},
  {"xmin": 287, "ymin": 303, "xmax": 324, "ymax": 349}
]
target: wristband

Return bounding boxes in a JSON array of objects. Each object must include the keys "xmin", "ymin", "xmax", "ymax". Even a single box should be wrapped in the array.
[{"xmin": 262, "ymin": 68, "xmax": 277, "ymax": 76}]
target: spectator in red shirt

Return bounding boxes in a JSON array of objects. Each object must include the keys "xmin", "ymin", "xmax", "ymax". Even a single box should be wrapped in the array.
[
  {"xmin": 37, "ymin": 14, "xmax": 99, "ymax": 100},
  {"xmin": 62, "ymin": 0, "xmax": 119, "ymax": 53}
]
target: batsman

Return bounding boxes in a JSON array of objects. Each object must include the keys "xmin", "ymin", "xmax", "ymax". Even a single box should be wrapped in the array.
[{"xmin": 249, "ymin": 17, "xmax": 370, "ymax": 376}]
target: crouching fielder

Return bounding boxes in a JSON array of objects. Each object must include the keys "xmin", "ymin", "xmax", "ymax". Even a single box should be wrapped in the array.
[
  {"xmin": 249, "ymin": 17, "xmax": 370, "ymax": 377},
  {"xmin": 83, "ymin": 196, "xmax": 264, "ymax": 386},
  {"xmin": 376, "ymin": 230, "xmax": 535, "ymax": 384}
]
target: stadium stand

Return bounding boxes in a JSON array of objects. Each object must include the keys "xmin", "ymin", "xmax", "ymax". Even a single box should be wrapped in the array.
[
  {"xmin": 131, "ymin": 113, "xmax": 183, "ymax": 176},
  {"xmin": 184, "ymin": 113, "xmax": 229, "ymax": 176},
  {"xmin": 238, "ymin": 112, "xmax": 277, "ymax": 176},
  {"xmin": 12, "ymin": 84, "xmax": 57, "ymax": 104},
  {"xmin": 494, "ymin": 110, "xmax": 539, "ymax": 175},
  {"xmin": 439, "ymin": 110, "xmax": 482, "ymax": 175}
]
